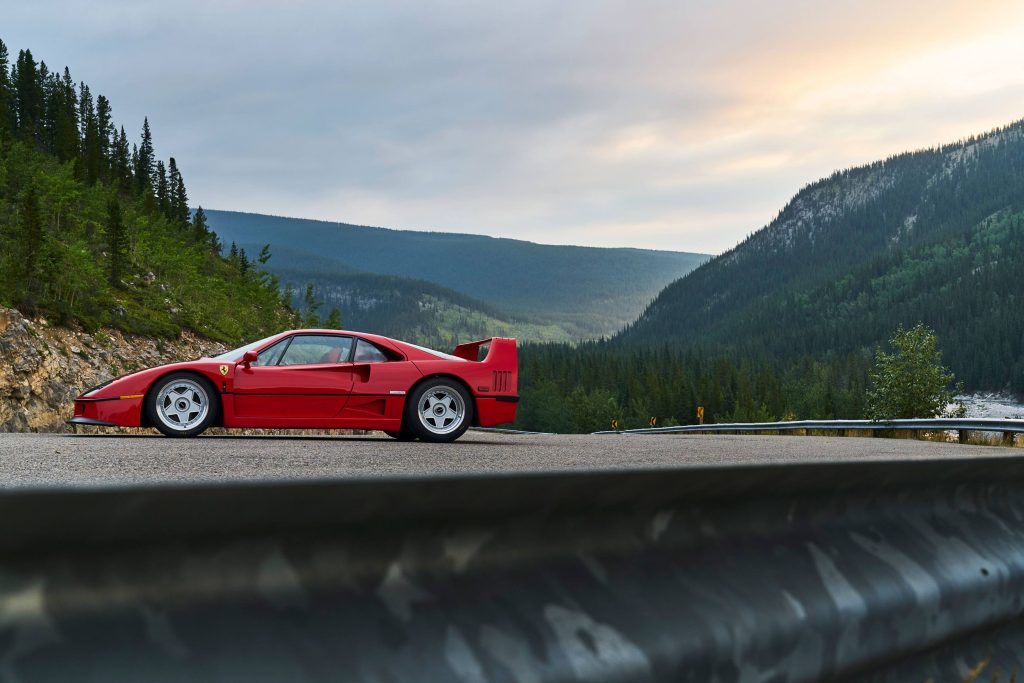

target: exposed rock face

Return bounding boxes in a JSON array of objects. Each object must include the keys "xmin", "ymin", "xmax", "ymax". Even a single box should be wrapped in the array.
[{"xmin": 0, "ymin": 308, "xmax": 227, "ymax": 432}]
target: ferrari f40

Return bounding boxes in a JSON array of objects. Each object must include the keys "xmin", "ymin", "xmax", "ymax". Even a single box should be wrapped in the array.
[{"xmin": 68, "ymin": 331, "xmax": 518, "ymax": 442}]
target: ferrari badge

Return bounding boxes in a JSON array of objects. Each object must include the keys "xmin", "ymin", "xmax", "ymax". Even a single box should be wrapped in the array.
[{"xmin": 219, "ymin": 364, "xmax": 229, "ymax": 376}]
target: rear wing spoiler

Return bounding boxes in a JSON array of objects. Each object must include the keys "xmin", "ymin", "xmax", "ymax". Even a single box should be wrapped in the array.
[{"xmin": 452, "ymin": 337, "xmax": 517, "ymax": 364}]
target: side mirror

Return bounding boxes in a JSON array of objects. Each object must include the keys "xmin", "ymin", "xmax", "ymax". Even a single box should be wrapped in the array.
[{"xmin": 241, "ymin": 350, "xmax": 258, "ymax": 366}]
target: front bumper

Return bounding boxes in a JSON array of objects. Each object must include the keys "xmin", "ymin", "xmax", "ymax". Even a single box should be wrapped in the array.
[{"xmin": 70, "ymin": 395, "xmax": 145, "ymax": 428}]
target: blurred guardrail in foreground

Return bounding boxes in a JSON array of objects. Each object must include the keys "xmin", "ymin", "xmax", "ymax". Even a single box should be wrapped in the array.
[
  {"xmin": 596, "ymin": 417, "xmax": 1024, "ymax": 444},
  {"xmin": 3, "ymin": 456, "xmax": 1024, "ymax": 681}
]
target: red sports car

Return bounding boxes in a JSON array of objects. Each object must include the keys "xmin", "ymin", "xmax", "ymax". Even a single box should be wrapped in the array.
[{"xmin": 68, "ymin": 330, "xmax": 518, "ymax": 442}]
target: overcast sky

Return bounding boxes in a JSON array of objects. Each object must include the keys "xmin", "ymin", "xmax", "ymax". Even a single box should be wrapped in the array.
[{"xmin": 6, "ymin": 1, "xmax": 1024, "ymax": 253}]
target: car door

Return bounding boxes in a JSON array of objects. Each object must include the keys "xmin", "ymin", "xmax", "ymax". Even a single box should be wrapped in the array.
[
  {"xmin": 232, "ymin": 334, "xmax": 356, "ymax": 422},
  {"xmin": 338, "ymin": 337, "xmax": 421, "ymax": 426}
]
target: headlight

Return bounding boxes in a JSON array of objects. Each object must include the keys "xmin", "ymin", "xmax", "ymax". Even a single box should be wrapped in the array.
[{"xmin": 83, "ymin": 379, "xmax": 115, "ymax": 396}]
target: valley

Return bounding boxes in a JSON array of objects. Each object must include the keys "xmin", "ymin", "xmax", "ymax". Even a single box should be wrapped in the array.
[{"xmin": 203, "ymin": 209, "xmax": 708, "ymax": 342}]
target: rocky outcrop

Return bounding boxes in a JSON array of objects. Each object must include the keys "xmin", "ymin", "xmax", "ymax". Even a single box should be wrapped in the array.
[{"xmin": 0, "ymin": 308, "xmax": 227, "ymax": 432}]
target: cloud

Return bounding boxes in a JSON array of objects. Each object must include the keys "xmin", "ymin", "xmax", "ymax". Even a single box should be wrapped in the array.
[{"xmin": 5, "ymin": 0, "xmax": 1024, "ymax": 253}]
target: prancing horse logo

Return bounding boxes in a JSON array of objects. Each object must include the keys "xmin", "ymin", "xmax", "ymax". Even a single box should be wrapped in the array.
[{"xmin": 219, "ymin": 365, "xmax": 229, "ymax": 376}]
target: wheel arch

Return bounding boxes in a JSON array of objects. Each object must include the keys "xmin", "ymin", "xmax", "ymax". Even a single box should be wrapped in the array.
[
  {"xmin": 405, "ymin": 373, "xmax": 479, "ymax": 426},
  {"xmin": 141, "ymin": 370, "xmax": 224, "ymax": 428}
]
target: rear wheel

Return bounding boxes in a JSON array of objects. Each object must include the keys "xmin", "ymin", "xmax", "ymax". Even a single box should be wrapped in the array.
[
  {"xmin": 405, "ymin": 379, "xmax": 473, "ymax": 443},
  {"xmin": 146, "ymin": 372, "xmax": 218, "ymax": 437}
]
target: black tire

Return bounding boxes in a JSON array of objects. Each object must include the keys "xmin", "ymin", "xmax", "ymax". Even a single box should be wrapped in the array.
[
  {"xmin": 384, "ymin": 428, "xmax": 416, "ymax": 441},
  {"xmin": 146, "ymin": 372, "xmax": 218, "ymax": 437},
  {"xmin": 405, "ymin": 378, "xmax": 473, "ymax": 443}
]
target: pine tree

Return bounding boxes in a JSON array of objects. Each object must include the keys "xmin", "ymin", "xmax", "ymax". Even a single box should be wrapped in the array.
[
  {"xmin": 0, "ymin": 39, "xmax": 12, "ymax": 136},
  {"xmin": 113, "ymin": 126, "xmax": 131, "ymax": 187},
  {"xmin": 39, "ymin": 66, "xmax": 57, "ymax": 153},
  {"xmin": 14, "ymin": 49, "xmax": 43, "ymax": 143},
  {"xmin": 169, "ymin": 157, "xmax": 188, "ymax": 225},
  {"xmin": 51, "ymin": 67, "xmax": 78, "ymax": 162},
  {"xmin": 78, "ymin": 82, "xmax": 101, "ymax": 183},
  {"xmin": 302, "ymin": 284, "xmax": 321, "ymax": 327},
  {"xmin": 95, "ymin": 94, "xmax": 112, "ymax": 170},
  {"xmin": 135, "ymin": 117, "xmax": 154, "ymax": 194},
  {"xmin": 257, "ymin": 244, "xmax": 271, "ymax": 264},
  {"xmin": 281, "ymin": 282, "xmax": 296, "ymax": 312},
  {"xmin": 130, "ymin": 142, "xmax": 138, "ymax": 184},
  {"xmin": 106, "ymin": 198, "xmax": 127, "ymax": 287},
  {"xmin": 155, "ymin": 160, "xmax": 168, "ymax": 215},
  {"xmin": 35, "ymin": 59, "xmax": 51, "ymax": 148},
  {"xmin": 191, "ymin": 205, "xmax": 209, "ymax": 244},
  {"xmin": 325, "ymin": 308, "xmax": 342, "ymax": 329}
]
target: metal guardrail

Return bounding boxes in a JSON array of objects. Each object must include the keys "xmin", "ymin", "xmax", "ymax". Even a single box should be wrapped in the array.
[
  {"xmin": 595, "ymin": 417, "xmax": 1024, "ymax": 440},
  {"xmin": 3, "ymin": 458, "xmax": 1024, "ymax": 681}
]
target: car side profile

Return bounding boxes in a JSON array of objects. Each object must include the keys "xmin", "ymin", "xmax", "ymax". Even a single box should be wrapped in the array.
[{"xmin": 68, "ymin": 330, "xmax": 518, "ymax": 442}]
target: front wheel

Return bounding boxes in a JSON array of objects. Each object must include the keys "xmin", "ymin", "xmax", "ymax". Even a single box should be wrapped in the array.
[
  {"xmin": 146, "ymin": 372, "xmax": 218, "ymax": 437},
  {"xmin": 405, "ymin": 379, "xmax": 473, "ymax": 443}
]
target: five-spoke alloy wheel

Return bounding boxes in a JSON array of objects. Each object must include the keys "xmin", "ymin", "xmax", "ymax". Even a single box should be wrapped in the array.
[
  {"xmin": 405, "ymin": 379, "xmax": 473, "ymax": 443},
  {"xmin": 146, "ymin": 372, "xmax": 218, "ymax": 437}
]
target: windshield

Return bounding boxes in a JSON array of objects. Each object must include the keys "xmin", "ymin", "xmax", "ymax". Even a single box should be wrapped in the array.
[{"xmin": 212, "ymin": 334, "xmax": 281, "ymax": 362}]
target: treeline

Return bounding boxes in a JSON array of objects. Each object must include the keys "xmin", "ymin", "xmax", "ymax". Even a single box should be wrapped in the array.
[
  {"xmin": 0, "ymin": 39, "xmax": 295, "ymax": 343},
  {"xmin": 514, "ymin": 343, "xmax": 871, "ymax": 433}
]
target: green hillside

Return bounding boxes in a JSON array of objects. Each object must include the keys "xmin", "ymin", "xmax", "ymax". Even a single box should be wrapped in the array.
[
  {"xmin": 620, "ymin": 120, "xmax": 1024, "ymax": 395},
  {"xmin": 204, "ymin": 209, "xmax": 708, "ymax": 339},
  {"xmin": 0, "ymin": 40, "xmax": 294, "ymax": 343},
  {"xmin": 275, "ymin": 269, "xmax": 572, "ymax": 348}
]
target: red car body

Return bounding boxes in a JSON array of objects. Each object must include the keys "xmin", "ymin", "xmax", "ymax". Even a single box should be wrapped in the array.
[{"xmin": 68, "ymin": 330, "xmax": 518, "ymax": 436}]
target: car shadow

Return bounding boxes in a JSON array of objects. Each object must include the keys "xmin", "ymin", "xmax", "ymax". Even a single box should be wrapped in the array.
[{"xmin": 61, "ymin": 433, "xmax": 498, "ymax": 444}]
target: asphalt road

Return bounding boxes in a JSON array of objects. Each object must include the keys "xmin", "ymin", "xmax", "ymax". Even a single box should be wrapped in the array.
[{"xmin": 0, "ymin": 430, "xmax": 1018, "ymax": 489}]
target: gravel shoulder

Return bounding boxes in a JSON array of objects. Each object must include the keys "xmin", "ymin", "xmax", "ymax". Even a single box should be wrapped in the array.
[{"xmin": 0, "ymin": 430, "xmax": 1018, "ymax": 489}]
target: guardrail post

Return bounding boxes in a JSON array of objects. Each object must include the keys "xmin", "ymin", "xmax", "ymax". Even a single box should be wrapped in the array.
[
  {"xmin": 1004, "ymin": 432, "xmax": 1016, "ymax": 447},
  {"xmin": 959, "ymin": 429, "xmax": 969, "ymax": 444}
]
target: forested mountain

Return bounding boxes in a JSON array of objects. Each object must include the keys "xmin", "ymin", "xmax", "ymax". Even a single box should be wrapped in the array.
[
  {"xmin": 621, "ymin": 120, "xmax": 1024, "ymax": 396},
  {"xmin": 512, "ymin": 120, "xmax": 1024, "ymax": 432},
  {"xmin": 0, "ymin": 40, "xmax": 294, "ymax": 343},
  {"xmin": 204, "ymin": 209, "xmax": 708, "ymax": 340}
]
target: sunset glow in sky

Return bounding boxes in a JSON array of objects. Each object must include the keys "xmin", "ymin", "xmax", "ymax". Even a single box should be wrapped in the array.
[{"xmin": 7, "ymin": 0, "xmax": 1024, "ymax": 253}]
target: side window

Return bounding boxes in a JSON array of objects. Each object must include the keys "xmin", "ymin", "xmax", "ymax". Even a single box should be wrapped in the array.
[
  {"xmin": 278, "ymin": 335, "xmax": 353, "ymax": 366},
  {"xmin": 254, "ymin": 338, "xmax": 289, "ymax": 366},
  {"xmin": 353, "ymin": 339, "xmax": 391, "ymax": 363}
]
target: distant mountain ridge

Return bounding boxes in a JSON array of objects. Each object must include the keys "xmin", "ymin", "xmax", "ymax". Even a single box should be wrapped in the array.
[
  {"xmin": 621, "ymin": 118, "xmax": 1024, "ymax": 395},
  {"xmin": 204, "ymin": 209, "xmax": 708, "ymax": 341}
]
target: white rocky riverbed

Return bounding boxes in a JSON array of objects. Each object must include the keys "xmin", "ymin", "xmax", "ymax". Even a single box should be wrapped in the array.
[{"xmin": 955, "ymin": 393, "xmax": 1024, "ymax": 420}]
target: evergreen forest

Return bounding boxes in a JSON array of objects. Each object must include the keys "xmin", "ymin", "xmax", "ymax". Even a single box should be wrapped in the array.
[{"xmin": 0, "ymin": 40, "xmax": 294, "ymax": 344}]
